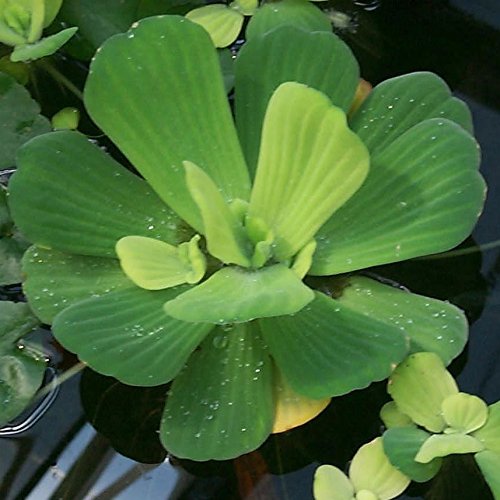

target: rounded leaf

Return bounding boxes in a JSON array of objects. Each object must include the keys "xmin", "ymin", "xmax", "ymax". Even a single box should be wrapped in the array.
[
  {"xmin": 313, "ymin": 465, "xmax": 354, "ymax": 500},
  {"xmin": 442, "ymin": 392, "xmax": 489, "ymax": 434}
]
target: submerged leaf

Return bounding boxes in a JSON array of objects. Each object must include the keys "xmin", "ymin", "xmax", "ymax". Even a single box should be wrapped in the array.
[{"xmin": 164, "ymin": 264, "xmax": 314, "ymax": 324}]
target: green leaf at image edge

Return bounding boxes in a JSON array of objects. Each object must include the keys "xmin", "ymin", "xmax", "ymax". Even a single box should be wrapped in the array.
[
  {"xmin": 382, "ymin": 427, "xmax": 442, "ymax": 483},
  {"xmin": 161, "ymin": 324, "xmax": 273, "ymax": 461},
  {"xmin": 475, "ymin": 450, "xmax": 500, "ymax": 499}
]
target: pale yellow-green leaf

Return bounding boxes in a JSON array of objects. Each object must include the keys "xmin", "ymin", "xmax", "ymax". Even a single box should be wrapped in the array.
[
  {"xmin": 116, "ymin": 235, "xmax": 205, "ymax": 290},
  {"xmin": 415, "ymin": 433, "xmax": 484, "ymax": 463},
  {"xmin": 248, "ymin": 82, "xmax": 369, "ymax": 260},
  {"xmin": 313, "ymin": 464, "xmax": 355, "ymax": 500},
  {"xmin": 442, "ymin": 392, "xmax": 488, "ymax": 434},
  {"xmin": 380, "ymin": 402, "xmax": 414, "ymax": 429},
  {"xmin": 230, "ymin": 0, "xmax": 258, "ymax": 15},
  {"xmin": 349, "ymin": 438, "xmax": 410, "ymax": 499},
  {"xmin": 186, "ymin": 4, "xmax": 244, "ymax": 48}
]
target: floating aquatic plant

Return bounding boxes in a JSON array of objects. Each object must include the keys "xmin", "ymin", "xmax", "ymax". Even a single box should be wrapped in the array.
[
  {"xmin": 0, "ymin": 0, "xmax": 77, "ymax": 62},
  {"xmin": 8, "ymin": 15, "xmax": 486, "ymax": 460}
]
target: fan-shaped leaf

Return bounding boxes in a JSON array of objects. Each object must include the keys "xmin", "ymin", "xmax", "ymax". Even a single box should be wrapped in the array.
[
  {"xmin": 161, "ymin": 324, "xmax": 273, "ymax": 460},
  {"xmin": 259, "ymin": 291, "xmax": 408, "ymax": 399},
  {"xmin": 312, "ymin": 119, "xmax": 485, "ymax": 274},
  {"xmin": 52, "ymin": 286, "xmax": 213, "ymax": 386},
  {"xmin": 248, "ymin": 82, "xmax": 369, "ymax": 260},
  {"xmin": 442, "ymin": 393, "xmax": 488, "ymax": 434},
  {"xmin": 235, "ymin": 26, "xmax": 359, "ymax": 175},
  {"xmin": 164, "ymin": 264, "xmax": 314, "ymax": 324},
  {"xmin": 9, "ymin": 131, "xmax": 183, "ymax": 257},
  {"xmin": 85, "ymin": 16, "xmax": 250, "ymax": 231},
  {"xmin": 313, "ymin": 465, "xmax": 354, "ymax": 500}
]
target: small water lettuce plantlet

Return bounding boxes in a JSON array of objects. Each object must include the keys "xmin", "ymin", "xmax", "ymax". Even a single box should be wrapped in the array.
[
  {"xmin": 381, "ymin": 352, "xmax": 500, "ymax": 498},
  {"xmin": 8, "ymin": 15, "xmax": 486, "ymax": 460},
  {"xmin": 0, "ymin": 0, "xmax": 77, "ymax": 62}
]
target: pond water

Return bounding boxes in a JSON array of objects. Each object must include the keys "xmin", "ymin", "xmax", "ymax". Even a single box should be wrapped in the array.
[{"xmin": 1, "ymin": 0, "xmax": 500, "ymax": 498}]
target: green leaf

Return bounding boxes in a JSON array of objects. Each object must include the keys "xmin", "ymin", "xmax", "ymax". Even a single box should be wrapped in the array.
[
  {"xmin": 0, "ymin": 71, "xmax": 50, "ymax": 169},
  {"xmin": 0, "ymin": 350, "xmax": 46, "ymax": 426},
  {"xmin": 350, "ymin": 72, "xmax": 473, "ymax": 154},
  {"xmin": 0, "ymin": 234, "xmax": 29, "ymax": 285},
  {"xmin": 415, "ymin": 433, "xmax": 484, "ymax": 463},
  {"xmin": 22, "ymin": 246, "xmax": 132, "ymax": 324},
  {"xmin": 164, "ymin": 264, "xmax": 314, "ymax": 324},
  {"xmin": 388, "ymin": 352, "xmax": 459, "ymax": 433},
  {"xmin": 312, "ymin": 118, "xmax": 486, "ymax": 274},
  {"xmin": 85, "ymin": 16, "xmax": 250, "ymax": 231},
  {"xmin": 380, "ymin": 402, "xmax": 414, "ymax": 429},
  {"xmin": 186, "ymin": 4, "xmax": 244, "ymax": 48},
  {"xmin": 246, "ymin": 0, "xmax": 331, "ymax": 41},
  {"xmin": 473, "ymin": 401, "xmax": 500, "ymax": 453},
  {"xmin": 10, "ymin": 27, "xmax": 78, "ymax": 62},
  {"xmin": 349, "ymin": 437, "xmax": 410, "ymax": 499},
  {"xmin": 0, "ymin": 301, "xmax": 40, "ymax": 347},
  {"xmin": 382, "ymin": 427, "xmax": 442, "ymax": 482},
  {"xmin": 184, "ymin": 161, "xmax": 250, "ymax": 266},
  {"xmin": 259, "ymin": 291, "xmax": 408, "ymax": 399},
  {"xmin": 51, "ymin": 107, "xmax": 80, "ymax": 130},
  {"xmin": 9, "ymin": 131, "xmax": 184, "ymax": 258},
  {"xmin": 116, "ymin": 235, "xmax": 206, "ymax": 290},
  {"xmin": 43, "ymin": 0, "xmax": 64, "ymax": 27},
  {"xmin": 0, "ymin": 301, "xmax": 44, "ymax": 426},
  {"xmin": 235, "ymin": 26, "xmax": 359, "ymax": 175},
  {"xmin": 161, "ymin": 324, "xmax": 273, "ymax": 460},
  {"xmin": 442, "ymin": 393, "xmax": 489, "ymax": 434},
  {"xmin": 248, "ymin": 82, "xmax": 368, "ymax": 260},
  {"xmin": 219, "ymin": 48, "xmax": 234, "ymax": 93},
  {"xmin": 230, "ymin": 0, "xmax": 258, "ymax": 16},
  {"xmin": 475, "ymin": 450, "xmax": 500, "ymax": 500},
  {"xmin": 313, "ymin": 465, "xmax": 354, "ymax": 500},
  {"xmin": 52, "ymin": 286, "xmax": 213, "ymax": 386},
  {"xmin": 336, "ymin": 276, "xmax": 468, "ymax": 365}
]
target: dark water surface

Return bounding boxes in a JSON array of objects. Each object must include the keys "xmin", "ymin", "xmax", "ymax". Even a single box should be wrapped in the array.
[{"xmin": 1, "ymin": 1, "xmax": 499, "ymax": 498}]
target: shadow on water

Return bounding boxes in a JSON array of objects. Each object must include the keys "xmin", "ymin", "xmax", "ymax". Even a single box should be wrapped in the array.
[{"xmin": 1, "ymin": 1, "xmax": 500, "ymax": 498}]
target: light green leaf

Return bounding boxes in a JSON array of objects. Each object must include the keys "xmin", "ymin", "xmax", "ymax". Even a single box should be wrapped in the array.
[
  {"xmin": 26, "ymin": 0, "xmax": 45, "ymax": 43},
  {"xmin": 382, "ymin": 427, "xmax": 442, "ymax": 482},
  {"xmin": 164, "ymin": 264, "xmax": 314, "ymax": 324},
  {"xmin": 388, "ymin": 353, "xmax": 459, "ymax": 433},
  {"xmin": 349, "ymin": 438, "xmax": 410, "ymax": 499},
  {"xmin": 52, "ymin": 286, "xmax": 213, "ymax": 386},
  {"xmin": 0, "ymin": 71, "xmax": 50, "ymax": 169},
  {"xmin": 0, "ymin": 301, "xmax": 40, "ymax": 347},
  {"xmin": 442, "ymin": 392, "xmax": 489, "ymax": 434},
  {"xmin": 230, "ymin": 0, "xmax": 257, "ymax": 16},
  {"xmin": 313, "ymin": 464, "xmax": 354, "ymax": 500},
  {"xmin": 336, "ymin": 276, "xmax": 468, "ymax": 365},
  {"xmin": 246, "ymin": 0, "xmax": 331, "ymax": 41},
  {"xmin": 161, "ymin": 324, "xmax": 273, "ymax": 460},
  {"xmin": 0, "ymin": 351, "xmax": 46, "ymax": 426},
  {"xmin": 11, "ymin": 27, "xmax": 78, "ymax": 62},
  {"xmin": 259, "ymin": 291, "xmax": 408, "ymax": 399},
  {"xmin": 184, "ymin": 161, "xmax": 250, "ymax": 266},
  {"xmin": 235, "ymin": 26, "xmax": 359, "ymax": 175},
  {"xmin": 116, "ymin": 235, "xmax": 206, "ymax": 290},
  {"xmin": 248, "ymin": 82, "xmax": 369, "ymax": 260},
  {"xmin": 186, "ymin": 4, "xmax": 243, "ymax": 48},
  {"xmin": 473, "ymin": 401, "xmax": 500, "ymax": 453},
  {"xmin": 85, "ymin": 16, "xmax": 250, "ymax": 231},
  {"xmin": 380, "ymin": 402, "xmax": 414, "ymax": 429},
  {"xmin": 9, "ymin": 131, "xmax": 184, "ymax": 257},
  {"xmin": 350, "ymin": 72, "xmax": 473, "ymax": 154},
  {"xmin": 415, "ymin": 433, "xmax": 484, "ymax": 463},
  {"xmin": 312, "ymin": 119, "xmax": 486, "ymax": 275},
  {"xmin": 475, "ymin": 450, "xmax": 500, "ymax": 500},
  {"xmin": 22, "ymin": 246, "xmax": 132, "ymax": 324},
  {"xmin": 51, "ymin": 107, "xmax": 80, "ymax": 130}
]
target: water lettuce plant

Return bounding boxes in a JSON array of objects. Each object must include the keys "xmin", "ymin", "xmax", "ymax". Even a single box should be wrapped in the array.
[
  {"xmin": 8, "ymin": 15, "xmax": 486, "ymax": 460},
  {"xmin": 381, "ymin": 352, "xmax": 500, "ymax": 498},
  {"xmin": 0, "ymin": 0, "xmax": 77, "ymax": 62}
]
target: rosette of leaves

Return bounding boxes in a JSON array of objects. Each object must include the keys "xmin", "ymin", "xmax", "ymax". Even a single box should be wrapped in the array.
[
  {"xmin": 314, "ymin": 438, "xmax": 410, "ymax": 500},
  {"xmin": 0, "ymin": 0, "xmax": 77, "ymax": 62},
  {"xmin": 186, "ymin": 0, "xmax": 331, "ymax": 47},
  {"xmin": 8, "ymin": 16, "xmax": 486, "ymax": 460},
  {"xmin": 381, "ymin": 352, "xmax": 500, "ymax": 498}
]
